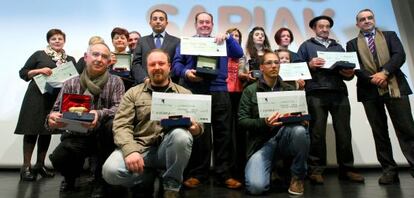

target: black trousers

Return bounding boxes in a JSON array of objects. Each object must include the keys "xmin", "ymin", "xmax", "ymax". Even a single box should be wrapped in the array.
[
  {"xmin": 184, "ymin": 92, "xmax": 234, "ymax": 181},
  {"xmin": 49, "ymin": 119, "xmax": 115, "ymax": 180},
  {"xmin": 362, "ymin": 95, "xmax": 414, "ymax": 174},
  {"xmin": 307, "ymin": 91, "xmax": 355, "ymax": 174}
]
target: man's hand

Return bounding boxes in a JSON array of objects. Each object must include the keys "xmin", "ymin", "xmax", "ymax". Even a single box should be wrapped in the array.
[
  {"xmin": 214, "ymin": 33, "xmax": 227, "ymax": 45},
  {"xmin": 124, "ymin": 152, "xmax": 145, "ymax": 174},
  {"xmin": 296, "ymin": 79, "xmax": 306, "ymax": 90},
  {"xmin": 265, "ymin": 112, "xmax": 288, "ymax": 127},
  {"xmin": 370, "ymin": 71, "xmax": 388, "ymax": 86},
  {"xmin": 188, "ymin": 118, "xmax": 201, "ymax": 136},
  {"xmin": 308, "ymin": 57, "xmax": 325, "ymax": 70},
  {"xmin": 185, "ymin": 69, "xmax": 203, "ymax": 82},
  {"xmin": 110, "ymin": 53, "xmax": 117, "ymax": 65},
  {"xmin": 47, "ymin": 112, "xmax": 66, "ymax": 129},
  {"xmin": 339, "ymin": 69, "xmax": 354, "ymax": 78},
  {"xmin": 80, "ymin": 110, "xmax": 99, "ymax": 129}
]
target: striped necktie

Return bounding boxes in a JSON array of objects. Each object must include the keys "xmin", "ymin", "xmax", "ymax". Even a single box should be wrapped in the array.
[{"xmin": 366, "ymin": 33, "xmax": 376, "ymax": 55}]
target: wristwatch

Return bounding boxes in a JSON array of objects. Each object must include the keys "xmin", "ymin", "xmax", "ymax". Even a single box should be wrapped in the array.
[{"xmin": 382, "ymin": 69, "xmax": 390, "ymax": 76}]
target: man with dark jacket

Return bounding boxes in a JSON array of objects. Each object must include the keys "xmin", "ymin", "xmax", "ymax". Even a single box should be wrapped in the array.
[
  {"xmin": 297, "ymin": 15, "xmax": 364, "ymax": 184},
  {"xmin": 346, "ymin": 9, "xmax": 414, "ymax": 184},
  {"xmin": 239, "ymin": 50, "xmax": 310, "ymax": 195}
]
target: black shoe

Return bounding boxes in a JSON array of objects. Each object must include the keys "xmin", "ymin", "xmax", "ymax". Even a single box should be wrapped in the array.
[
  {"xmin": 379, "ymin": 172, "xmax": 399, "ymax": 185},
  {"xmin": 91, "ymin": 179, "xmax": 106, "ymax": 198},
  {"xmin": 20, "ymin": 166, "xmax": 36, "ymax": 181},
  {"xmin": 60, "ymin": 178, "xmax": 76, "ymax": 192},
  {"xmin": 33, "ymin": 165, "xmax": 55, "ymax": 178}
]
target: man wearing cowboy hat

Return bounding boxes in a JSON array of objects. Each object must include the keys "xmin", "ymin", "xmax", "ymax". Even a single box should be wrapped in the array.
[{"xmin": 297, "ymin": 15, "xmax": 364, "ymax": 184}]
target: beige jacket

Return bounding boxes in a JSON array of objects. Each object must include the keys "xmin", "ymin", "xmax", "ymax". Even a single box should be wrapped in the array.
[{"xmin": 113, "ymin": 80, "xmax": 203, "ymax": 157}]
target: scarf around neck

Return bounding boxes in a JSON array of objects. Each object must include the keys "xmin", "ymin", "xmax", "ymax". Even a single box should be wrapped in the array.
[
  {"xmin": 44, "ymin": 45, "xmax": 68, "ymax": 66},
  {"xmin": 356, "ymin": 28, "xmax": 400, "ymax": 98},
  {"xmin": 80, "ymin": 69, "xmax": 109, "ymax": 96}
]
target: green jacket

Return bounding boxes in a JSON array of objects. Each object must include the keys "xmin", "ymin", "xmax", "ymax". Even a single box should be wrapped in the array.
[
  {"xmin": 113, "ymin": 80, "xmax": 202, "ymax": 157},
  {"xmin": 238, "ymin": 77, "xmax": 295, "ymax": 159}
]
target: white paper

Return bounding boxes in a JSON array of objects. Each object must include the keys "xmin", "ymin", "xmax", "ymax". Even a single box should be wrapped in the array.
[
  {"xmin": 150, "ymin": 92, "xmax": 211, "ymax": 123},
  {"xmin": 56, "ymin": 118, "xmax": 90, "ymax": 133},
  {"xmin": 180, "ymin": 36, "xmax": 227, "ymax": 57},
  {"xmin": 279, "ymin": 62, "xmax": 312, "ymax": 81},
  {"xmin": 257, "ymin": 91, "xmax": 308, "ymax": 118},
  {"xmin": 33, "ymin": 62, "xmax": 79, "ymax": 94},
  {"xmin": 317, "ymin": 51, "xmax": 360, "ymax": 69}
]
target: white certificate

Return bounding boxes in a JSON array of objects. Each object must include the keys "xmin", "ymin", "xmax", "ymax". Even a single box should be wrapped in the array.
[
  {"xmin": 180, "ymin": 36, "xmax": 227, "ymax": 57},
  {"xmin": 317, "ymin": 51, "xmax": 360, "ymax": 69},
  {"xmin": 257, "ymin": 91, "xmax": 308, "ymax": 118},
  {"xmin": 33, "ymin": 61, "xmax": 79, "ymax": 94},
  {"xmin": 56, "ymin": 118, "xmax": 89, "ymax": 133},
  {"xmin": 279, "ymin": 62, "xmax": 312, "ymax": 81},
  {"xmin": 150, "ymin": 92, "xmax": 212, "ymax": 123}
]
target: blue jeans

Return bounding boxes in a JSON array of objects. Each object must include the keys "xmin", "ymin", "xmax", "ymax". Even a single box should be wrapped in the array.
[
  {"xmin": 102, "ymin": 128, "xmax": 193, "ymax": 191},
  {"xmin": 245, "ymin": 125, "xmax": 310, "ymax": 195}
]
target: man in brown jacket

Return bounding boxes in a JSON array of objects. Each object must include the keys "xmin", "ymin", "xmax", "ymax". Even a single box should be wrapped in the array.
[{"xmin": 102, "ymin": 49, "xmax": 203, "ymax": 198}]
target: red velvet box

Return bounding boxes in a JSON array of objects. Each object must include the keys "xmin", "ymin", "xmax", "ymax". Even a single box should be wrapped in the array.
[{"xmin": 60, "ymin": 93, "xmax": 94, "ymax": 122}]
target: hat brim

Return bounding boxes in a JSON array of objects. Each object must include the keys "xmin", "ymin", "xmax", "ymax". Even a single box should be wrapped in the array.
[{"xmin": 309, "ymin": 16, "xmax": 334, "ymax": 28}]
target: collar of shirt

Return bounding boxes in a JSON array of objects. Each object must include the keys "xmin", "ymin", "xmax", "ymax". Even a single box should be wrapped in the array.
[
  {"xmin": 314, "ymin": 36, "xmax": 331, "ymax": 48},
  {"xmin": 153, "ymin": 32, "xmax": 166, "ymax": 38}
]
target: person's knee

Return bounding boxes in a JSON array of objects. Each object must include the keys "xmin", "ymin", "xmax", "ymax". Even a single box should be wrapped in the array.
[
  {"xmin": 102, "ymin": 159, "xmax": 122, "ymax": 185},
  {"xmin": 246, "ymin": 179, "xmax": 267, "ymax": 195},
  {"xmin": 169, "ymin": 128, "xmax": 193, "ymax": 148},
  {"xmin": 291, "ymin": 126, "xmax": 309, "ymax": 143}
]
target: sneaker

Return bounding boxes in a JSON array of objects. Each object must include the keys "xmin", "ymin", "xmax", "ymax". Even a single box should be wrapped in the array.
[
  {"xmin": 308, "ymin": 174, "xmax": 324, "ymax": 184},
  {"xmin": 163, "ymin": 190, "xmax": 179, "ymax": 198},
  {"xmin": 338, "ymin": 171, "xmax": 365, "ymax": 183},
  {"xmin": 224, "ymin": 178, "xmax": 242, "ymax": 189},
  {"xmin": 183, "ymin": 177, "xmax": 201, "ymax": 188},
  {"xmin": 288, "ymin": 176, "xmax": 304, "ymax": 195},
  {"xmin": 378, "ymin": 172, "xmax": 400, "ymax": 185}
]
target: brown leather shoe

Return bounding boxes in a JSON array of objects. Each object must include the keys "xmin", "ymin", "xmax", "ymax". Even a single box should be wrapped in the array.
[
  {"xmin": 338, "ymin": 171, "xmax": 365, "ymax": 183},
  {"xmin": 183, "ymin": 177, "xmax": 201, "ymax": 188},
  {"xmin": 224, "ymin": 178, "xmax": 242, "ymax": 189},
  {"xmin": 288, "ymin": 176, "xmax": 304, "ymax": 195},
  {"xmin": 309, "ymin": 174, "xmax": 324, "ymax": 184}
]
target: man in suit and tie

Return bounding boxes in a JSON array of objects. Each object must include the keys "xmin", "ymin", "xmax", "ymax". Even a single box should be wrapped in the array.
[
  {"xmin": 131, "ymin": 9, "xmax": 180, "ymax": 84},
  {"xmin": 346, "ymin": 8, "xmax": 414, "ymax": 184}
]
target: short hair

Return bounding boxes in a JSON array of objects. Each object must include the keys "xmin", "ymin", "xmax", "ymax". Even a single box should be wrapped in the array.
[
  {"xmin": 46, "ymin": 28, "xmax": 65, "ymax": 42},
  {"xmin": 356, "ymin": 8, "xmax": 374, "ymax": 22},
  {"xmin": 274, "ymin": 27, "xmax": 294, "ymax": 46},
  {"xmin": 194, "ymin": 12, "xmax": 214, "ymax": 24},
  {"xmin": 259, "ymin": 49, "xmax": 278, "ymax": 65},
  {"xmin": 226, "ymin": 27, "xmax": 242, "ymax": 44},
  {"xmin": 146, "ymin": 48, "xmax": 171, "ymax": 64},
  {"xmin": 129, "ymin": 31, "xmax": 141, "ymax": 37},
  {"xmin": 88, "ymin": 36, "xmax": 105, "ymax": 45},
  {"xmin": 111, "ymin": 27, "xmax": 129, "ymax": 40},
  {"xmin": 87, "ymin": 43, "xmax": 111, "ymax": 54},
  {"xmin": 276, "ymin": 48, "xmax": 291, "ymax": 60},
  {"xmin": 150, "ymin": 9, "xmax": 168, "ymax": 21}
]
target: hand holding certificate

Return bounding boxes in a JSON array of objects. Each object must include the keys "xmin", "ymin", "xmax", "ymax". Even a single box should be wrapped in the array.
[
  {"xmin": 279, "ymin": 62, "xmax": 312, "ymax": 81},
  {"xmin": 317, "ymin": 51, "xmax": 360, "ymax": 70},
  {"xmin": 180, "ymin": 36, "xmax": 227, "ymax": 57},
  {"xmin": 150, "ymin": 92, "xmax": 212, "ymax": 123},
  {"xmin": 33, "ymin": 61, "xmax": 78, "ymax": 94}
]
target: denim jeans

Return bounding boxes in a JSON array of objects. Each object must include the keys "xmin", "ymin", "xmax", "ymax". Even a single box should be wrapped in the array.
[
  {"xmin": 245, "ymin": 125, "xmax": 310, "ymax": 195},
  {"xmin": 102, "ymin": 128, "xmax": 193, "ymax": 191}
]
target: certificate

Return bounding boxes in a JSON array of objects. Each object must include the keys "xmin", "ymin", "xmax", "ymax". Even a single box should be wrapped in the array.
[
  {"xmin": 257, "ymin": 91, "xmax": 308, "ymax": 118},
  {"xmin": 317, "ymin": 51, "xmax": 360, "ymax": 69},
  {"xmin": 33, "ymin": 61, "xmax": 78, "ymax": 94},
  {"xmin": 150, "ymin": 92, "xmax": 211, "ymax": 123},
  {"xmin": 180, "ymin": 36, "xmax": 227, "ymax": 57},
  {"xmin": 112, "ymin": 53, "xmax": 131, "ymax": 71},
  {"xmin": 279, "ymin": 62, "xmax": 312, "ymax": 81},
  {"xmin": 56, "ymin": 118, "xmax": 89, "ymax": 133}
]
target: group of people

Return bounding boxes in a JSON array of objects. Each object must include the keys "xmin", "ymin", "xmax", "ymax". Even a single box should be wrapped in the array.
[{"xmin": 14, "ymin": 8, "xmax": 414, "ymax": 198}]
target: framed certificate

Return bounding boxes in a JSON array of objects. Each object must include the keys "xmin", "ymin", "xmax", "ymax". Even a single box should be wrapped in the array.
[
  {"xmin": 112, "ymin": 53, "xmax": 132, "ymax": 71},
  {"xmin": 257, "ymin": 91, "xmax": 308, "ymax": 118}
]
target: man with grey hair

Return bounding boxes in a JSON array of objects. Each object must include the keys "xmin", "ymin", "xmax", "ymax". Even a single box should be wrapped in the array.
[{"xmin": 347, "ymin": 8, "xmax": 414, "ymax": 184}]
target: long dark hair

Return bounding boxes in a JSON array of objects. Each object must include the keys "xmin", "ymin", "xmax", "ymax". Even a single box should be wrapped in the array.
[{"xmin": 245, "ymin": 26, "xmax": 271, "ymax": 59}]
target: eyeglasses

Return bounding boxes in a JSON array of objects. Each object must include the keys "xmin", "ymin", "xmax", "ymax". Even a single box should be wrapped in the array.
[
  {"xmin": 90, "ymin": 51, "xmax": 110, "ymax": 61},
  {"xmin": 263, "ymin": 60, "xmax": 280, "ymax": 66}
]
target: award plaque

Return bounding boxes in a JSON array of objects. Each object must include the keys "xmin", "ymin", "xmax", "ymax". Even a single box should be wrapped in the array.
[
  {"xmin": 248, "ymin": 58, "xmax": 261, "ymax": 78},
  {"xmin": 111, "ymin": 53, "xmax": 132, "ymax": 77},
  {"xmin": 277, "ymin": 112, "xmax": 311, "ymax": 124},
  {"xmin": 160, "ymin": 115, "xmax": 192, "ymax": 131},
  {"xmin": 196, "ymin": 56, "xmax": 218, "ymax": 78},
  {"xmin": 60, "ymin": 93, "xmax": 94, "ymax": 122},
  {"xmin": 330, "ymin": 61, "xmax": 356, "ymax": 70},
  {"xmin": 45, "ymin": 81, "xmax": 63, "ymax": 95}
]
